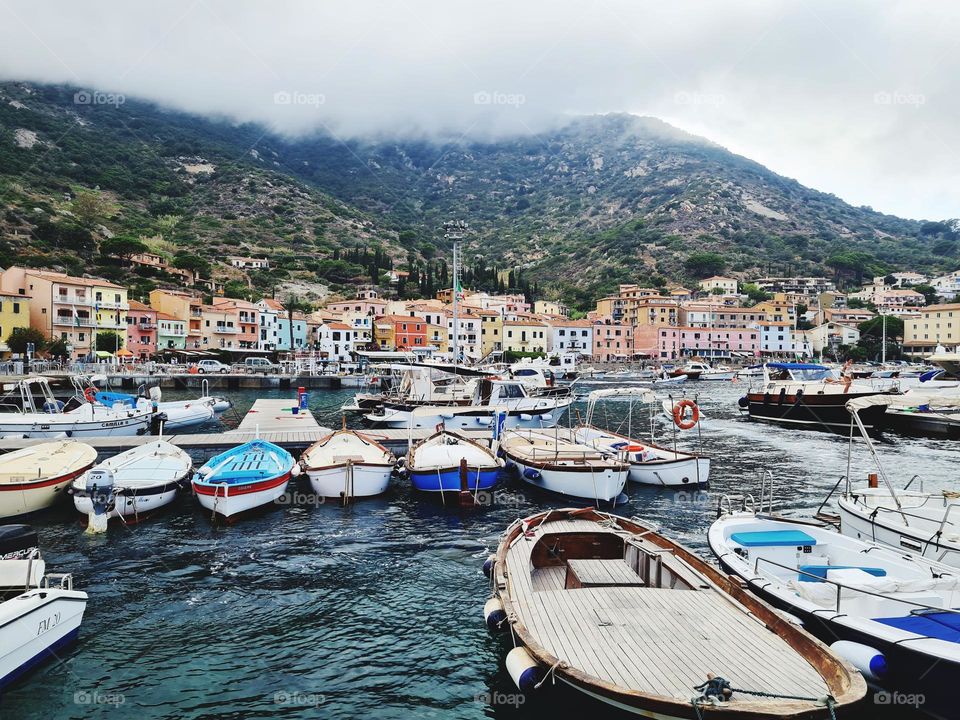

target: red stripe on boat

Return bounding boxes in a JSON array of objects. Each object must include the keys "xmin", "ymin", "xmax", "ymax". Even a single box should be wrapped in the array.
[
  {"xmin": 192, "ymin": 471, "xmax": 291, "ymax": 497},
  {"xmin": 0, "ymin": 464, "xmax": 93, "ymax": 491}
]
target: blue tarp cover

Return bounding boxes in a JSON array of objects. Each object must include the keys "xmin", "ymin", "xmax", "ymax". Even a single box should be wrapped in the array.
[
  {"xmin": 874, "ymin": 612, "xmax": 960, "ymax": 644},
  {"xmin": 730, "ymin": 530, "xmax": 817, "ymax": 547},
  {"xmin": 798, "ymin": 565, "xmax": 887, "ymax": 582}
]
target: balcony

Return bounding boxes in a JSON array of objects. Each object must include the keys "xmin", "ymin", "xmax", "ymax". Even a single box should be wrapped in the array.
[
  {"xmin": 95, "ymin": 301, "xmax": 129, "ymax": 311},
  {"xmin": 137, "ymin": 322, "xmax": 158, "ymax": 330},
  {"xmin": 214, "ymin": 325, "xmax": 239, "ymax": 334},
  {"xmin": 54, "ymin": 316, "xmax": 96, "ymax": 327},
  {"xmin": 54, "ymin": 296, "xmax": 90, "ymax": 306}
]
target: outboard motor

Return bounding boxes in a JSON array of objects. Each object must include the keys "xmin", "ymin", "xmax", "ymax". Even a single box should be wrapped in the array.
[
  {"xmin": 0, "ymin": 524, "xmax": 39, "ymax": 560},
  {"xmin": 148, "ymin": 386, "xmax": 162, "ymax": 405},
  {"xmin": 85, "ymin": 468, "xmax": 116, "ymax": 534}
]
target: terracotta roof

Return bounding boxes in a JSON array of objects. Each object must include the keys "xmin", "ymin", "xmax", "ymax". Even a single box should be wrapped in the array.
[
  {"xmin": 505, "ymin": 319, "xmax": 547, "ymax": 327},
  {"xmin": 921, "ymin": 303, "xmax": 960, "ymax": 311},
  {"xmin": 155, "ymin": 312, "xmax": 183, "ymax": 321},
  {"xmin": 378, "ymin": 314, "xmax": 427, "ymax": 323},
  {"xmin": 127, "ymin": 300, "xmax": 155, "ymax": 312},
  {"xmin": 25, "ymin": 269, "xmax": 123, "ymax": 289},
  {"xmin": 326, "ymin": 322, "xmax": 353, "ymax": 330},
  {"xmin": 260, "ymin": 298, "xmax": 285, "ymax": 311}
]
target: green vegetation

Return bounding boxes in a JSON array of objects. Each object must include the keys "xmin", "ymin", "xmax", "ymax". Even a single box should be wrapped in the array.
[
  {"xmin": 95, "ymin": 331, "xmax": 124, "ymax": 352},
  {"xmin": 6, "ymin": 327, "xmax": 47, "ymax": 354}
]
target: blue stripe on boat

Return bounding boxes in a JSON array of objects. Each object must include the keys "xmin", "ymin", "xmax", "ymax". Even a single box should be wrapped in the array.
[
  {"xmin": 410, "ymin": 469, "xmax": 499, "ymax": 493},
  {"xmin": 0, "ymin": 626, "xmax": 80, "ymax": 689},
  {"xmin": 874, "ymin": 612, "xmax": 960, "ymax": 643}
]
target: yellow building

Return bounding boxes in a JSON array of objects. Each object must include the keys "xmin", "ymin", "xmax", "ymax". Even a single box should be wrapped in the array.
[
  {"xmin": 502, "ymin": 320, "xmax": 548, "ymax": 354},
  {"xmin": 93, "ymin": 282, "xmax": 129, "ymax": 340},
  {"xmin": 425, "ymin": 323, "xmax": 449, "ymax": 353},
  {"xmin": 904, "ymin": 304, "xmax": 960, "ymax": 356},
  {"xmin": 479, "ymin": 310, "xmax": 503, "ymax": 357},
  {"xmin": 150, "ymin": 289, "xmax": 204, "ymax": 349},
  {"xmin": 0, "ymin": 293, "xmax": 30, "ymax": 354},
  {"xmin": 533, "ymin": 300, "xmax": 568, "ymax": 317}
]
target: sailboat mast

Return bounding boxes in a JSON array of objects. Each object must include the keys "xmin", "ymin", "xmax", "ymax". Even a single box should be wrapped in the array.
[
  {"xmin": 452, "ymin": 241, "xmax": 459, "ymax": 367},
  {"xmin": 882, "ymin": 313, "xmax": 887, "ymax": 364}
]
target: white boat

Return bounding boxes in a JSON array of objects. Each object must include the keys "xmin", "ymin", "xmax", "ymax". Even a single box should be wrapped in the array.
[
  {"xmin": 192, "ymin": 439, "xmax": 296, "ymax": 520},
  {"xmin": 0, "ymin": 378, "xmax": 154, "ymax": 438},
  {"xmin": 833, "ymin": 393, "xmax": 960, "ymax": 567},
  {"xmin": 404, "ymin": 430, "xmax": 502, "ymax": 495},
  {"xmin": 301, "ymin": 429, "xmax": 395, "ymax": 499},
  {"xmin": 365, "ymin": 378, "xmax": 573, "ymax": 430},
  {"xmin": 0, "ymin": 525, "xmax": 87, "ymax": 690},
  {"xmin": 70, "ymin": 440, "xmax": 192, "ymax": 529},
  {"xmin": 568, "ymin": 388, "xmax": 710, "ymax": 487},
  {"xmin": 93, "ymin": 387, "xmax": 220, "ymax": 431},
  {"xmin": 0, "ymin": 440, "xmax": 97, "ymax": 519},
  {"xmin": 500, "ymin": 429, "xmax": 627, "ymax": 502},
  {"xmin": 709, "ymin": 510, "xmax": 960, "ymax": 720}
]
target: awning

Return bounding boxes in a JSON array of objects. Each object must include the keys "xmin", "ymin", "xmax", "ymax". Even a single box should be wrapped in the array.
[
  {"xmin": 95, "ymin": 351, "xmax": 113, "ymax": 358},
  {"xmin": 846, "ymin": 391, "xmax": 960, "ymax": 413},
  {"xmin": 116, "ymin": 348, "xmax": 134, "ymax": 357}
]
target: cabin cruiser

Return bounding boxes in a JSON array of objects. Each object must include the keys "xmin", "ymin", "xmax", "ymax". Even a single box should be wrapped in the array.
[
  {"xmin": 0, "ymin": 377, "xmax": 154, "ymax": 438},
  {"xmin": 363, "ymin": 377, "xmax": 573, "ymax": 430},
  {"xmin": 0, "ymin": 525, "xmax": 87, "ymax": 689},
  {"xmin": 737, "ymin": 362, "xmax": 894, "ymax": 433},
  {"xmin": 672, "ymin": 360, "xmax": 735, "ymax": 381}
]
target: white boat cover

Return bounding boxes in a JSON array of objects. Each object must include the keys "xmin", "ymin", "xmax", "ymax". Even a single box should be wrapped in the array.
[{"xmin": 845, "ymin": 392, "xmax": 960, "ymax": 413}]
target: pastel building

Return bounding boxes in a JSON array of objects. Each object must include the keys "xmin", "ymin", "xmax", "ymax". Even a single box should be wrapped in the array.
[
  {"xmin": 0, "ymin": 293, "xmax": 30, "ymax": 355},
  {"xmin": 656, "ymin": 327, "xmax": 759, "ymax": 359},
  {"xmin": 150, "ymin": 290, "xmax": 204, "ymax": 350},
  {"xmin": 213, "ymin": 298, "xmax": 260, "ymax": 350},
  {"xmin": 592, "ymin": 320, "xmax": 633, "ymax": 361},
  {"xmin": 545, "ymin": 318, "xmax": 593, "ymax": 354},
  {"xmin": 276, "ymin": 312, "xmax": 309, "ymax": 351},
  {"xmin": 156, "ymin": 313, "xmax": 187, "ymax": 350},
  {"xmin": 502, "ymin": 320, "xmax": 548, "ymax": 354},
  {"xmin": 315, "ymin": 321, "xmax": 357, "ymax": 362},
  {"xmin": 257, "ymin": 298, "xmax": 284, "ymax": 351},
  {"xmin": 125, "ymin": 301, "xmax": 158, "ymax": 359},
  {"xmin": 755, "ymin": 321, "xmax": 795, "ymax": 356},
  {"xmin": 448, "ymin": 312, "xmax": 482, "ymax": 361}
]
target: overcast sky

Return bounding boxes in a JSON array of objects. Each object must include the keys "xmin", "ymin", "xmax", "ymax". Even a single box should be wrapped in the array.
[{"xmin": 0, "ymin": 0, "xmax": 956, "ymax": 220}]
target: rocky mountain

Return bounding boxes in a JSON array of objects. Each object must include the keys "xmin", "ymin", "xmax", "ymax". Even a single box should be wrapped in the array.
[{"xmin": 1, "ymin": 81, "xmax": 956, "ymax": 309}]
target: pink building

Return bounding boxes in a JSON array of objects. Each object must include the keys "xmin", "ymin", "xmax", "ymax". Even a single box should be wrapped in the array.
[
  {"xmin": 126, "ymin": 300, "xmax": 158, "ymax": 359},
  {"xmin": 656, "ymin": 326, "xmax": 759, "ymax": 360},
  {"xmin": 212, "ymin": 297, "xmax": 260, "ymax": 350},
  {"xmin": 592, "ymin": 319, "xmax": 634, "ymax": 361}
]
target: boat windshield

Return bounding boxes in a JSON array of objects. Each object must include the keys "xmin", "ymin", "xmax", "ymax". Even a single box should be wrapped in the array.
[{"xmin": 790, "ymin": 367, "xmax": 832, "ymax": 381}]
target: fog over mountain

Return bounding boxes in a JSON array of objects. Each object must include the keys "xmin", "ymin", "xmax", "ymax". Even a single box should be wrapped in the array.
[{"xmin": 0, "ymin": 1, "xmax": 958, "ymax": 218}]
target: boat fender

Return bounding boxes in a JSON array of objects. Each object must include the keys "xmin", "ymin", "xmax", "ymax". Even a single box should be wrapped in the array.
[
  {"xmin": 475, "ymin": 417, "xmax": 492, "ymax": 426},
  {"xmin": 482, "ymin": 554, "xmax": 497, "ymax": 578},
  {"xmin": 778, "ymin": 388, "xmax": 786, "ymax": 405},
  {"xmin": 763, "ymin": 392, "xmax": 771, "ymax": 405},
  {"xmin": 794, "ymin": 388, "xmax": 804, "ymax": 405},
  {"xmin": 440, "ymin": 413, "xmax": 455, "ymax": 420},
  {"xmin": 830, "ymin": 641, "xmax": 887, "ymax": 683},
  {"xmin": 484, "ymin": 597, "xmax": 508, "ymax": 632},
  {"xmin": 541, "ymin": 413, "xmax": 552, "ymax": 421},
  {"xmin": 291, "ymin": 463, "xmax": 302, "ymax": 478},
  {"xmin": 505, "ymin": 647, "xmax": 544, "ymax": 692},
  {"xmin": 737, "ymin": 396, "xmax": 749, "ymax": 409},
  {"xmin": 519, "ymin": 414, "xmax": 533, "ymax": 421},
  {"xmin": 522, "ymin": 468, "xmax": 542, "ymax": 481}
]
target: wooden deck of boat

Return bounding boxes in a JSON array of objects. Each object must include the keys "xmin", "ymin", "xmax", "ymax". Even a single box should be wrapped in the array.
[{"xmin": 506, "ymin": 518, "xmax": 830, "ymax": 705}]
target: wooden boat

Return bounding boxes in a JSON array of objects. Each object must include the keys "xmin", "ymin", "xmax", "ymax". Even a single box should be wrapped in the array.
[
  {"xmin": 500, "ymin": 430, "xmax": 628, "ymax": 502},
  {"xmin": 0, "ymin": 440, "xmax": 97, "ymax": 518},
  {"xmin": 70, "ymin": 440, "xmax": 192, "ymax": 530},
  {"xmin": 0, "ymin": 525, "xmax": 87, "ymax": 689},
  {"xmin": 404, "ymin": 430, "xmax": 501, "ymax": 495},
  {"xmin": 485, "ymin": 508, "xmax": 865, "ymax": 718},
  {"xmin": 710, "ymin": 510, "xmax": 959, "ymax": 720},
  {"xmin": 301, "ymin": 429, "xmax": 395, "ymax": 499},
  {"xmin": 192, "ymin": 439, "xmax": 296, "ymax": 520}
]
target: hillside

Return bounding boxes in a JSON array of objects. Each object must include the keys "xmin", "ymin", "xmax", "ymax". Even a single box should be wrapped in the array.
[{"xmin": 1, "ymin": 81, "xmax": 957, "ymax": 309}]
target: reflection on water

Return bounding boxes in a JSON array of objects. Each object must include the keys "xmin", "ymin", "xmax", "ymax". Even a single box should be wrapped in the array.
[{"xmin": 1, "ymin": 383, "xmax": 946, "ymax": 719}]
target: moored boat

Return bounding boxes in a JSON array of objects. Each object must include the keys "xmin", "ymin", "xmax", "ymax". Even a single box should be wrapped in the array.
[
  {"xmin": 301, "ymin": 429, "xmax": 395, "ymax": 499},
  {"xmin": 484, "ymin": 508, "xmax": 865, "ymax": 718},
  {"xmin": 404, "ymin": 430, "xmax": 502, "ymax": 496},
  {"xmin": 0, "ymin": 524, "xmax": 88, "ymax": 690},
  {"xmin": 0, "ymin": 440, "xmax": 97, "ymax": 519},
  {"xmin": 192, "ymin": 439, "xmax": 296, "ymax": 520},
  {"xmin": 709, "ymin": 510, "xmax": 960, "ymax": 719},
  {"xmin": 71, "ymin": 440, "xmax": 192, "ymax": 530},
  {"xmin": 500, "ymin": 429, "xmax": 628, "ymax": 502}
]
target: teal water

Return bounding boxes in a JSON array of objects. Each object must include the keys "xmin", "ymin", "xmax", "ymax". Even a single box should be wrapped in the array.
[{"xmin": 2, "ymin": 384, "xmax": 951, "ymax": 719}]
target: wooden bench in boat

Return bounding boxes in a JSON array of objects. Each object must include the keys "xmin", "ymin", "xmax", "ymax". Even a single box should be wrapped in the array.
[{"xmin": 565, "ymin": 558, "xmax": 646, "ymax": 589}]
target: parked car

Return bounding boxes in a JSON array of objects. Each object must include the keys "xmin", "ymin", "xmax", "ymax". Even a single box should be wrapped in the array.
[
  {"xmin": 240, "ymin": 357, "xmax": 280, "ymax": 374},
  {"xmin": 196, "ymin": 359, "xmax": 231, "ymax": 374}
]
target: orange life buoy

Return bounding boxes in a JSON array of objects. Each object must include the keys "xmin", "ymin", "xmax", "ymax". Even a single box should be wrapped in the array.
[
  {"xmin": 623, "ymin": 444, "xmax": 645, "ymax": 452},
  {"xmin": 84, "ymin": 387, "xmax": 97, "ymax": 404},
  {"xmin": 672, "ymin": 399, "xmax": 699, "ymax": 430}
]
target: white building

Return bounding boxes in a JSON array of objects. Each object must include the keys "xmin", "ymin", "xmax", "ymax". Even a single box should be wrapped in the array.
[
  {"xmin": 754, "ymin": 277, "xmax": 835, "ymax": 297},
  {"xmin": 256, "ymin": 298, "xmax": 283, "ymax": 351},
  {"xmin": 699, "ymin": 275, "xmax": 739, "ymax": 295},
  {"xmin": 229, "ymin": 256, "xmax": 270, "ymax": 270},
  {"xmin": 315, "ymin": 321, "xmax": 357, "ymax": 362},
  {"xmin": 807, "ymin": 322, "xmax": 860, "ymax": 354},
  {"xmin": 754, "ymin": 321, "xmax": 795, "ymax": 356},
  {"xmin": 447, "ymin": 314, "xmax": 482, "ymax": 362},
  {"xmin": 931, "ymin": 271, "xmax": 960, "ymax": 301},
  {"xmin": 545, "ymin": 319, "xmax": 593, "ymax": 354}
]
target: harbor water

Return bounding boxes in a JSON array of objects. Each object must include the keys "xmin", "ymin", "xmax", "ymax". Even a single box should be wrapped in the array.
[{"xmin": 2, "ymin": 383, "xmax": 951, "ymax": 719}]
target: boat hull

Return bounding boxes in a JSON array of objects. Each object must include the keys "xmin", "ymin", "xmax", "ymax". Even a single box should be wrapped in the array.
[
  {"xmin": 409, "ymin": 467, "xmax": 499, "ymax": 493},
  {"xmin": 0, "ymin": 466, "xmax": 92, "ymax": 519},
  {"xmin": 838, "ymin": 496, "xmax": 960, "ymax": 568},
  {"xmin": 883, "ymin": 409, "xmax": 960, "ymax": 438},
  {"xmin": 368, "ymin": 406, "xmax": 567, "ymax": 430},
  {"xmin": 193, "ymin": 472, "xmax": 291, "ymax": 519},
  {"xmin": 504, "ymin": 454, "xmax": 626, "ymax": 502},
  {"xmin": 628, "ymin": 456, "xmax": 710, "ymax": 487},
  {"xmin": 744, "ymin": 391, "xmax": 887, "ymax": 433},
  {"xmin": 0, "ymin": 414, "xmax": 150, "ymax": 438},
  {"xmin": 72, "ymin": 480, "xmax": 182, "ymax": 520},
  {"xmin": 307, "ymin": 464, "xmax": 393, "ymax": 498},
  {"xmin": 0, "ymin": 589, "xmax": 87, "ymax": 690}
]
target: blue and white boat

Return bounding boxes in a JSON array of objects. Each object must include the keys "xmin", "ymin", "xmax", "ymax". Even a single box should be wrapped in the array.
[
  {"xmin": 404, "ymin": 430, "xmax": 502, "ymax": 495},
  {"xmin": 709, "ymin": 511, "xmax": 960, "ymax": 720},
  {"xmin": 192, "ymin": 439, "xmax": 296, "ymax": 520},
  {"xmin": 93, "ymin": 387, "xmax": 222, "ymax": 431},
  {"xmin": 0, "ymin": 525, "xmax": 87, "ymax": 690}
]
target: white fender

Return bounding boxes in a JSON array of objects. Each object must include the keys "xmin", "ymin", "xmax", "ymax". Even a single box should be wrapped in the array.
[{"xmin": 830, "ymin": 641, "xmax": 887, "ymax": 682}]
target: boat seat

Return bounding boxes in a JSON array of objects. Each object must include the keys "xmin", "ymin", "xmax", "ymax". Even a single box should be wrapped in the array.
[
  {"xmin": 730, "ymin": 530, "xmax": 817, "ymax": 547},
  {"xmin": 874, "ymin": 611, "xmax": 960, "ymax": 643},
  {"xmin": 798, "ymin": 565, "xmax": 887, "ymax": 582}
]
